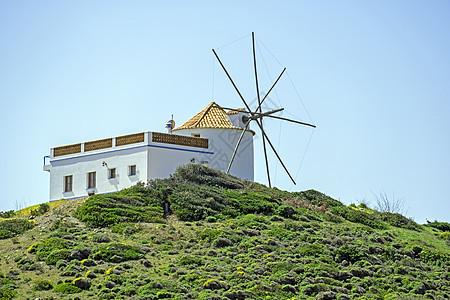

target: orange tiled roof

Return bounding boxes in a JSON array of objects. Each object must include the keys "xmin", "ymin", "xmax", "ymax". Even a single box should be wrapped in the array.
[{"xmin": 173, "ymin": 102, "xmax": 240, "ymax": 131}]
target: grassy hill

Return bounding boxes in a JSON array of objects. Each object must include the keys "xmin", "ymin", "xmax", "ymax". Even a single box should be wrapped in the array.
[{"xmin": 0, "ymin": 164, "xmax": 449, "ymax": 300}]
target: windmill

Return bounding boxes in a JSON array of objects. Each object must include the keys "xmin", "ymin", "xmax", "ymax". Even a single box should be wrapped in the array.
[{"xmin": 212, "ymin": 32, "xmax": 316, "ymax": 188}]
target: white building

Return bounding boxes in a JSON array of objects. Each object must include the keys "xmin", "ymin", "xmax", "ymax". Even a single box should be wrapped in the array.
[{"xmin": 43, "ymin": 102, "xmax": 254, "ymax": 202}]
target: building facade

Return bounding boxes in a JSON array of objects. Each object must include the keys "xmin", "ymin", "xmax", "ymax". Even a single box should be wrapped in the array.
[{"xmin": 44, "ymin": 102, "xmax": 254, "ymax": 201}]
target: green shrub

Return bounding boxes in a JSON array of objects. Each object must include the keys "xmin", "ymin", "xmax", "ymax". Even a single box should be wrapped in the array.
[
  {"xmin": 439, "ymin": 232, "xmax": 450, "ymax": 240},
  {"xmin": 93, "ymin": 243, "xmax": 143, "ymax": 262},
  {"xmin": 178, "ymin": 255, "xmax": 204, "ymax": 267},
  {"xmin": 198, "ymin": 228, "xmax": 222, "ymax": 242},
  {"xmin": 0, "ymin": 210, "xmax": 15, "ymax": 219},
  {"xmin": 0, "ymin": 287, "xmax": 16, "ymax": 299},
  {"xmin": 294, "ymin": 190, "xmax": 344, "ymax": 208},
  {"xmin": 205, "ymin": 216, "xmax": 217, "ymax": 223},
  {"xmin": 33, "ymin": 279, "xmax": 54, "ymax": 291},
  {"xmin": 30, "ymin": 203, "xmax": 50, "ymax": 216},
  {"xmin": 331, "ymin": 206, "xmax": 386, "ymax": 229},
  {"xmin": 0, "ymin": 219, "xmax": 34, "ymax": 239},
  {"xmin": 221, "ymin": 190, "xmax": 279, "ymax": 216},
  {"xmin": 169, "ymin": 185, "xmax": 226, "ymax": 221},
  {"xmin": 379, "ymin": 212, "xmax": 419, "ymax": 230},
  {"xmin": 426, "ymin": 220, "xmax": 450, "ymax": 231},
  {"xmin": 419, "ymin": 249, "xmax": 450, "ymax": 265},
  {"xmin": 53, "ymin": 282, "xmax": 82, "ymax": 294},
  {"xmin": 111, "ymin": 223, "xmax": 140, "ymax": 235},
  {"xmin": 266, "ymin": 227, "xmax": 295, "ymax": 240},
  {"xmin": 34, "ymin": 237, "xmax": 69, "ymax": 261},
  {"xmin": 299, "ymin": 243, "xmax": 326, "ymax": 257},
  {"xmin": 234, "ymin": 214, "xmax": 270, "ymax": 230},
  {"xmin": 171, "ymin": 163, "xmax": 244, "ymax": 189},
  {"xmin": 46, "ymin": 249, "xmax": 71, "ymax": 265},
  {"xmin": 74, "ymin": 188, "xmax": 164, "ymax": 227},
  {"xmin": 275, "ymin": 205, "xmax": 295, "ymax": 218},
  {"xmin": 335, "ymin": 245, "xmax": 366, "ymax": 263}
]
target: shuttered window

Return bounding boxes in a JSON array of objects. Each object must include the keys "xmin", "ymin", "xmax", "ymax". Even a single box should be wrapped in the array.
[
  {"xmin": 109, "ymin": 168, "xmax": 116, "ymax": 179},
  {"xmin": 129, "ymin": 165, "xmax": 136, "ymax": 176},
  {"xmin": 64, "ymin": 175, "xmax": 73, "ymax": 192},
  {"xmin": 87, "ymin": 172, "xmax": 96, "ymax": 189}
]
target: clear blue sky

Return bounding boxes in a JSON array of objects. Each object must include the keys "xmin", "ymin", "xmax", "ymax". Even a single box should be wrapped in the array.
[{"xmin": 1, "ymin": 1, "xmax": 449, "ymax": 223}]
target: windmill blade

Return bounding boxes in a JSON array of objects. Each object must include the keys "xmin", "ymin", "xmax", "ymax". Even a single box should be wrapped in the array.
[
  {"xmin": 262, "ymin": 114, "xmax": 316, "ymax": 128},
  {"xmin": 249, "ymin": 108, "xmax": 284, "ymax": 119},
  {"xmin": 255, "ymin": 67, "xmax": 286, "ymax": 113},
  {"xmin": 252, "ymin": 32, "xmax": 271, "ymax": 188},
  {"xmin": 219, "ymin": 105, "xmax": 316, "ymax": 128},
  {"xmin": 212, "ymin": 49, "xmax": 252, "ymax": 113},
  {"xmin": 227, "ymin": 120, "xmax": 251, "ymax": 174},
  {"xmin": 253, "ymin": 118, "xmax": 297, "ymax": 185},
  {"xmin": 215, "ymin": 105, "xmax": 284, "ymax": 117}
]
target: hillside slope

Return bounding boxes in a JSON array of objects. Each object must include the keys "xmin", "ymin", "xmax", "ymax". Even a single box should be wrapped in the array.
[{"xmin": 0, "ymin": 164, "xmax": 449, "ymax": 300}]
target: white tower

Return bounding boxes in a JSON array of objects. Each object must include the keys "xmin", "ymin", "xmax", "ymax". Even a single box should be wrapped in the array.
[{"xmin": 172, "ymin": 102, "xmax": 254, "ymax": 181}]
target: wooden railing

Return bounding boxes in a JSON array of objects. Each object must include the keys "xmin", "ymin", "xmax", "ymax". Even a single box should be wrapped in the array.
[
  {"xmin": 152, "ymin": 132, "xmax": 208, "ymax": 149},
  {"xmin": 116, "ymin": 132, "xmax": 145, "ymax": 146},
  {"xmin": 84, "ymin": 138, "xmax": 113, "ymax": 152},
  {"xmin": 52, "ymin": 131, "xmax": 208, "ymax": 157},
  {"xmin": 54, "ymin": 143, "xmax": 82, "ymax": 157}
]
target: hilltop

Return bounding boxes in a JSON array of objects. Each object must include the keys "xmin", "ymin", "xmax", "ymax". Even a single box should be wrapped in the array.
[{"xmin": 0, "ymin": 164, "xmax": 449, "ymax": 299}]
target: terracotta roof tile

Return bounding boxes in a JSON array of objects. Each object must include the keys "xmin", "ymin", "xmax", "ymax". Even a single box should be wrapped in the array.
[{"xmin": 173, "ymin": 102, "xmax": 240, "ymax": 131}]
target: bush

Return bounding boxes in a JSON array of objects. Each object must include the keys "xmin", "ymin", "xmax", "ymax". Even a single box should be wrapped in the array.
[
  {"xmin": 379, "ymin": 212, "xmax": 419, "ymax": 230},
  {"xmin": 294, "ymin": 190, "xmax": 344, "ymax": 208},
  {"xmin": 46, "ymin": 249, "xmax": 71, "ymax": 265},
  {"xmin": 0, "ymin": 219, "xmax": 34, "ymax": 239},
  {"xmin": 111, "ymin": 223, "xmax": 141, "ymax": 235},
  {"xmin": 30, "ymin": 203, "xmax": 50, "ymax": 217},
  {"xmin": 171, "ymin": 163, "xmax": 244, "ymax": 189},
  {"xmin": 0, "ymin": 287, "xmax": 15, "ymax": 299},
  {"xmin": 169, "ymin": 185, "xmax": 226, "ymax": 221},
  {"xmin": 93, "ymin": 243, "xmax": 143, "ymax": 262},
  {"xmin": 234, "ymin": 214, "xmax": 270, "ymax": 230},
  {"xmin": 33, "ymin": 237, "xmax": 69, "ymax": 261},
  {"xmin": 439, "ymin": 232, "xmax": 450, "ymax": 240},
  {"xmin": 335, "ymin": 245, "xmax": 366, "ymax": 263},
  {"xmin": 299, "ymin": 243, "xmax": 326, "ymax": 257},
  {"xmin": 74, "ymin": 187, "xmax": 164, "ymax": 227},
  {"xmin": 0, "ymin": 210, "xmax": 15, "ymax": 219},
  {"xmin": 178, "ymin": 255, "xmax": 204, "ymax": 267},
  {"xmin": 331, "ymin": 206, "xmax": 386, "ymax": 229},
  {"xmin": 426, "ymin": 220, "xmax": 450, "ymax": 232},
  {"xmin": 221, "ymin": 190, "xmax": 280, "ymax": 216},
  {"xmin": 33, "ymin": 280, "xmax": 54, "ymax": 291},
  {"xmin": 53, "ymin": 282, "xmax": 82, "ymax": 294}
]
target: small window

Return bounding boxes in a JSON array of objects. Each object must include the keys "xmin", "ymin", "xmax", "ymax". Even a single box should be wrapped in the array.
[
  {"xmin": 109, "ymin": 168, "xmax": 116, "ymax": 179},
  {"xmin": 129, "ymin": 165, "xmax": 136, "ymax": 176},
  {"xmin": 191, "ymin": 133, "xmax": 200, "ymax": 138},
  {"xmin": 64, "ymin": 175, "xmax": 73, "ymax": 192},
  {"xmin": 87, "ymin": 172, "xmax": 96, "ymax": 188}
]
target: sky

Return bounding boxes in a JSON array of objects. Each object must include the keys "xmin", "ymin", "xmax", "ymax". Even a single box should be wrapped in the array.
[{"xmin": 0, "ymin": 1, "xmax": 449, "ymax": 223}]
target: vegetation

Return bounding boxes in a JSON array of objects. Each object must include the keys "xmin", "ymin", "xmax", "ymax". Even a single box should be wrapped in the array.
[
  {"xmin": 0, "ymin": 164, "xmax": 448, "ymax": 299},
  {"xmin": 0, "ymin": 210, "xmax": 15, "ymax": 219},
  {"xmin": 0, "ymin": 219, "xmax": 34, "ymax": 239},
  {"xmin": 29, "ymin": 203, "xmax": 50, "ymax": 217}
]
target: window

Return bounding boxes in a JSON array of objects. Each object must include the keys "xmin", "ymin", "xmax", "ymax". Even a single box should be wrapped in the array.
[
  {"xmin": 109, "ymin": 168, "xmax": 116, "ymax": 179},
  {"xmin": 129, "ymin": 165, "xmax": 136, "ymax": 176},
  {"xmin": 64, "ymin": 175, "xmax": 73, "ymax": 192},
  {"xmin": 87, "ymin": 172, "xmax": 96, "ymax": 188}
]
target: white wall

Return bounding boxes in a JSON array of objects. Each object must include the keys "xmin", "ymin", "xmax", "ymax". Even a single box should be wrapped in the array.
[
  {"xmin": 173, "ymin": 128, "xmax": 254, "ymax": 181},
  {"xmin": 48, "ymin": 146, "xmax": 148, "ymax": 201},
  {"xmin": 45, "ymin": 128, "xmax": 253, "ymax": 201},
  {"xmin": 147, "ymin": 145, "xmax": 212, "ymax": 180}
]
